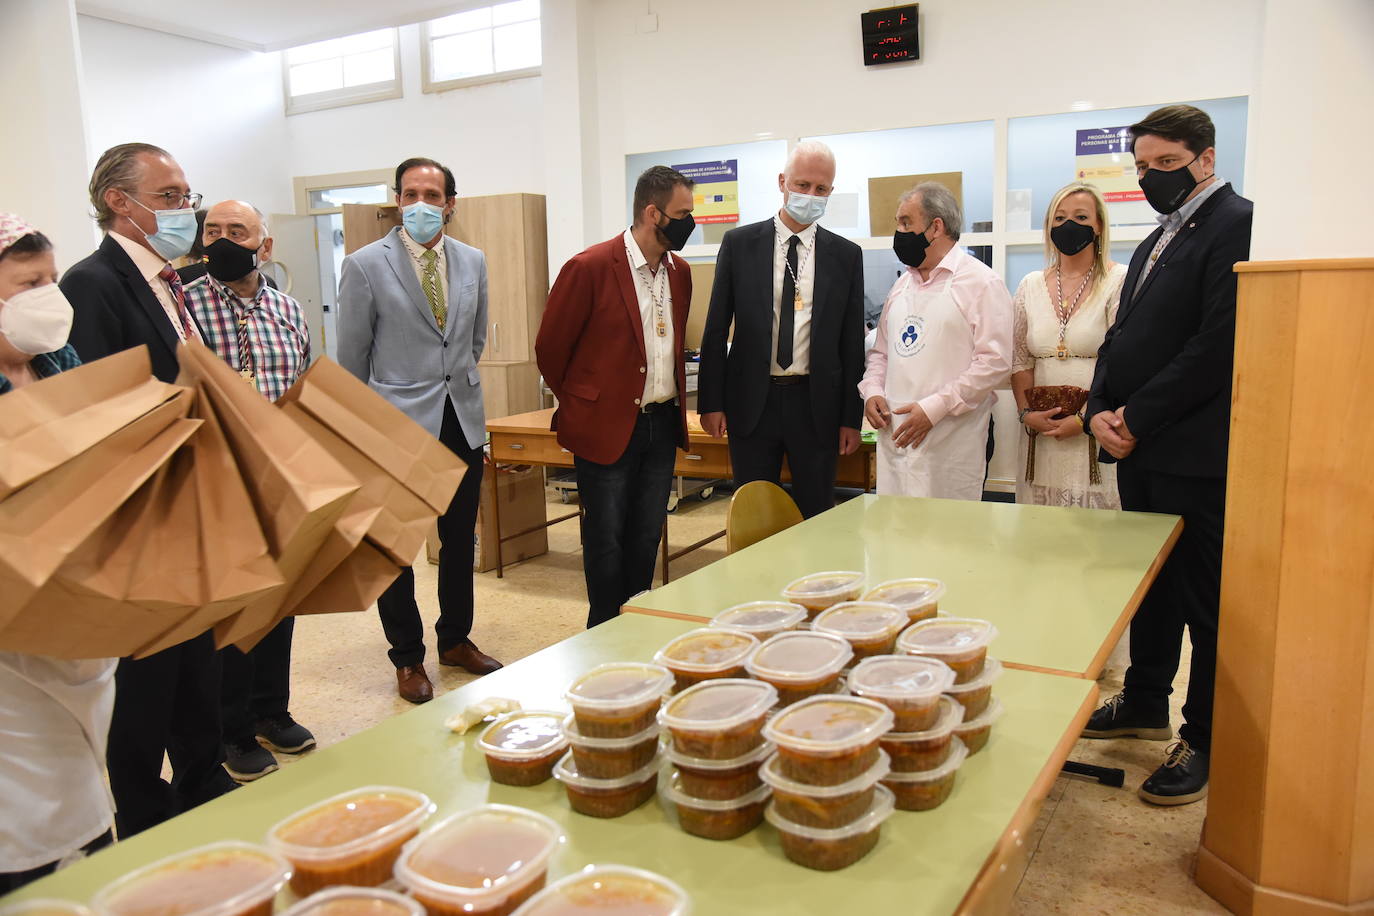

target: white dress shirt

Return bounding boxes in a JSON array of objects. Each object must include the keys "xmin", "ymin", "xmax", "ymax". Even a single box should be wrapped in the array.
[
  {"xmin": 770, "ymin": 214, "xmax": 817, "ymax": 376},
  {"xmin": 109, "ymin": 231, "xmax": 200, "ymax": 342},
  {"xmin": 623, "ymin": 228, "xmax": 677, "ymax": 404},
  {"xmin": 399, "ymin": 226, "xmax": 449, "ymax": 308}
]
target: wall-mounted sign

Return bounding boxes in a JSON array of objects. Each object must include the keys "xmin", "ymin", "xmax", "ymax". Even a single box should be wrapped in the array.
[
  {"xmin": 861, "ymin": 4, "xmax": 919, "ymax": 67},
  {"xmin": 671, "ymin": 160, "xmax": 739, "ymax": 224}
]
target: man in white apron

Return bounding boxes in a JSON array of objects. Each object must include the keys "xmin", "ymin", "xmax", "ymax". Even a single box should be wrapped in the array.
[{"xmin": 859, "ymin": 182, "xmax": 1012, "ymax": 498}]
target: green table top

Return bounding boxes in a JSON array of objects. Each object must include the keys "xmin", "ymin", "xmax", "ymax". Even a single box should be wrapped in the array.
[
  {"xmin": 630, "ymin": 494, "xmax": 1181, "ymax": 678},
  {"xmin": 10, "ymin": 614, "xmax": 1095, "ymax": 916}
]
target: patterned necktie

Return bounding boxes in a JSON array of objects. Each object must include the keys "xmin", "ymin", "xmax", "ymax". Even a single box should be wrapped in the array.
[
  {"xmin": 157, "ymin": 264, "xmax": 198, "ymax": 341},
  {"xmin": 777, "ymin": 235, "xmax": 800, "ymax": 370},
  {"xmin": 421, "ymin": 249, "xmax": 447, "ymax": 331}
]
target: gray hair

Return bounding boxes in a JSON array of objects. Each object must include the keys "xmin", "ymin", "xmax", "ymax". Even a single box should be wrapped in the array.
[
  {"xmin": 784, "ymin": 140, "xmax": 837, "ymax": 177},
  {"xmin": 900, "ymin": 181, "xmax": 963, "ymax": 242},
  {"xmin": 89, "ymin": 142, "xmax": 170, "ymax": 230},
  {"xmin": 254, "ymin": 206, "xmax": 270, "ymax": 238}
]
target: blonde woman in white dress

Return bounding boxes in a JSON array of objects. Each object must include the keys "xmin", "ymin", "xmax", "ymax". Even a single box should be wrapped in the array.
[{"xmin": 1012, "ymin": 182, "xmax": 1126, "ymax": 508}]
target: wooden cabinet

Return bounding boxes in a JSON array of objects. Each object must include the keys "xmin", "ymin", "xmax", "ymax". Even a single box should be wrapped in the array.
[
  {"xmin": 341, "ymin": 203, "xmax": 400, "ymax": 255},
  {"xmin": 446, "ymin": 193, "xmax": 548, "ymax": 363},
  {"xmin": 480, "ymin": 359, "xmax": 544, "ymax": 420}
]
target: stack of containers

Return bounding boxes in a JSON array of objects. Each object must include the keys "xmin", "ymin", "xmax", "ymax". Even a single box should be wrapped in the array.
[
  {"xmin": 861, "ymin": 577, "xmax": 945, "ymax": 624},
  {"xmin": 652, "ymin": 627, "xmax": 760, "ymax": 692},
  {"xmin": 476, "ymin": 710, "xmax": 569, "ymax": 786},
  {"xmin": 897, "ymin": 617, "xmax": 1005, "ymax": 754},
  {"xmin": 760, "ymin": 695, "xmax": 897, "ymax": 870},
  {"xmin": 744, "ymin": 630, "xmax": 853, "ymax": 706},
  {"xmin": 555, "ymin": 662, "xmax": 672, "ymax": 817},
  {"xmin": 658, "ymin": 678, "xmax": 777, "ymax": 840},
  {"xmin": 780, "ymin": 571, "xmax": 865, "ymax": 621},
  {"xmin": 811, "ymin": 602, "xmax": 909, "ymax": 664},
  {"xmin": 709, "ymin": 600, "xmax": 807, "ymax": 641}
]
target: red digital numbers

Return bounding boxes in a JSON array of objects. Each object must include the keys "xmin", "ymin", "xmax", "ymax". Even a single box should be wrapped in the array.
[{"xmin": 861, "ymin": 4, "xmax": 918, "ymax": 66}]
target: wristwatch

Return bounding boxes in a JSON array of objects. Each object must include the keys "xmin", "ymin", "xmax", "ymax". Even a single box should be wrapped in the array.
[{"xmin": 1018, "ymin": 407, "xmax": 1032, "ymax": 424}]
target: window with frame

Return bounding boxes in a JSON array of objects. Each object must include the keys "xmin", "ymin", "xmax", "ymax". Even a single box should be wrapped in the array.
[
  {"xmin": 422, "ymin": 0, "xmax": 541, "ymax": 93},
  {"xmin": 284, "ymin": 28, "xmax": 402, "ymax": 115}
]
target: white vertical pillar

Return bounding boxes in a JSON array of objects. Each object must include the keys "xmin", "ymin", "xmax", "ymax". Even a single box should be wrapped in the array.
[
  {"xmin": 0, "ymin": 0, "xmax": 96, "ymax": 270},
  {"xmin": 540, "ymin": 0, "xmax": 603, "ymax": 275}
]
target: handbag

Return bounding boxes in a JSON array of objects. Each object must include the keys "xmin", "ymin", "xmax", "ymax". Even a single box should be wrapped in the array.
[{"xmin": 1023, "ymin": 385, "xmax": 1099, "ymax": 486}]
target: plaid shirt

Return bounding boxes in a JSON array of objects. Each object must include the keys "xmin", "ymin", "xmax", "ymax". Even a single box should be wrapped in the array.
[
  {"xmin": 0, "ymin": 344, "xmax": 81, "ymax": 394},
  {"xmin": 184, "ymin": 274, "xmax": 312, "ymax": 401}
]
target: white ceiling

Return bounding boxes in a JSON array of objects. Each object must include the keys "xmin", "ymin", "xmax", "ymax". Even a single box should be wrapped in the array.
[{"xmin": 75, "ymin": 0, "xmax": 492, "ymax": 53}]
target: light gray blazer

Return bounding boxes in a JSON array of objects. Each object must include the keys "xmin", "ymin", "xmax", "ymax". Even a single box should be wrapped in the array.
[{"xmin": 337, "ymin": 227, "xmax": 487, "ymax": 449}]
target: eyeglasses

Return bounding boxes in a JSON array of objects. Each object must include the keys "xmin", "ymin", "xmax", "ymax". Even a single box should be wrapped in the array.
[{"xmin": 137, "ymin": 189, "xmax": 204, "ymax": 209}]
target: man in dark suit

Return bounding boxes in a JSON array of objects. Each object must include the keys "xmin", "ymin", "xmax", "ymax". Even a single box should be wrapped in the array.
[
  {"xmin": 697, "ymin": 141, "xmax": 865, "ymax": 518},
  {"xmin": 1080, "ymin": 106, "xmax": 1253, "ymax": 807},
  {"xmin": 60, "ymin": 142, "xmax": 237, "ymax": 836},
  {"xmin": 536, "ymin": 166, "xmax": 694, "ymax": 627}
]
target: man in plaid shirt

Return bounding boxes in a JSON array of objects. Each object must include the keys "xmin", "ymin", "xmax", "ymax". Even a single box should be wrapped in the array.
[{"xmin": 184, "ymin": 199, "xmax": 315, "ymax": 783}]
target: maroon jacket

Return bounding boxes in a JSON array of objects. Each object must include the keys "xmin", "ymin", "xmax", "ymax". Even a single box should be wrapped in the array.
[{"xmin": 536, "ymin": 235, "xmax": 691, "ymax": 465}]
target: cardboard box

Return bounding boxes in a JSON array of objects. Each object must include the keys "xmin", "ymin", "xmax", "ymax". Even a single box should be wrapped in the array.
[{"xmin": 426, "ymin": 464, "xmax": 550, "ymax": 571}]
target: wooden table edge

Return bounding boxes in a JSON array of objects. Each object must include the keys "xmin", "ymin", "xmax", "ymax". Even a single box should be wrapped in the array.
[
  {"xmin": 1078, "ymin": 516, "xmax": 1184, "ymax": 679},
  {"xmin": 620, "ymin": 604, "xmax": 710, "ymax": 624}
]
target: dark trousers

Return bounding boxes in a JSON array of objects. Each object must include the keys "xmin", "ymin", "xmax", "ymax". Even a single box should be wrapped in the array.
[
  {"xmin": 1117, "ymin": 462, "xmax": 1226, "ymax": 751},
  {"xmin": 377, "ymin": 398, "xmax": 485, "ymax": 669},
  {"xmin": 729, "ymin": 378, "xmax": 838, "ymax": 519},
  {"xmin": 220, "ymin": 617, "xmax": 294, "ymax": 743},
  {"xmin": 106, "ymin": 631, "xmax": 237, "ymax": 838},
  {"xmin": 575, "ymin": 407, "xmax": 678, "ymax": 628},
  {"xmin": 0, "ymin": 830, "xmax": 113, "ymax": 894}
]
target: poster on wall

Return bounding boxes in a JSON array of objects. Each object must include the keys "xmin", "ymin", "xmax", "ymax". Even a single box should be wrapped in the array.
[
  {"xmin": 1074, "ymin": 127, "xmax": 1154, "ymax": 225},
  {"xmin": 671, "ymin": 160, "xmax": 739, "ymax": 225}
]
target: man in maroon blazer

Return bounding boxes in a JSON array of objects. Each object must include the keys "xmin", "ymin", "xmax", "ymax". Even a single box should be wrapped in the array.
[{"xmin": 536, "ymin": 166, "xmax": 695, "ymax": 627}]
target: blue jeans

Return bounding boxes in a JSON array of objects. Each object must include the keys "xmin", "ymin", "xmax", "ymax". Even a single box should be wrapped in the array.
[{"xmin": 574, "ymin": 407, "xmax": 678, "ymax": 627}]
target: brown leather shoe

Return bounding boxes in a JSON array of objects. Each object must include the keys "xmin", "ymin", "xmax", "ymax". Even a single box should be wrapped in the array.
[
  {"xmin": 438, "ymin": 640, "xmax": 503, "ymax": 675},
  {"xmin": 396, "ymin": 664, "xmax": 434, "ymax": 704}
]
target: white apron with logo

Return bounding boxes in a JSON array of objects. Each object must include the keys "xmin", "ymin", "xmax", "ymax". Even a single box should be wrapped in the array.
[{"xmin": 877, "ymin": 271, "xmax": 992, "ymax": 499}]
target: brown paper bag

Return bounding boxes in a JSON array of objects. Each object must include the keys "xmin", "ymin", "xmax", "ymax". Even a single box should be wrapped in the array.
[{"xmin": 0, "ymin": 347, "xmax": 184, "ymax": 499}]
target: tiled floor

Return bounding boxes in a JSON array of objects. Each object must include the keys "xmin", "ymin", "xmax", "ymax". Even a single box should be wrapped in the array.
[{"xmin": 277, "ymin": 487, "xmax": 1226, "ymax": 915}]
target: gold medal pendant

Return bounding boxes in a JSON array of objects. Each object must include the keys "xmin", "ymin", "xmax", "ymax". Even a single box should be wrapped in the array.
[
  {"xmin": 240, "ymin": 368, "xmax": 257, "ymax": 387},
  {"xmin": 1056, "ymin": 345, "xmax": 1068, "ymax": 361},
  {"xmin": 655, "ymin": 320, "xmax": 667, "ymax": 338},
  {"xmin": 793, "ymin": 291, "xmax": 803, "ymax": 312}
]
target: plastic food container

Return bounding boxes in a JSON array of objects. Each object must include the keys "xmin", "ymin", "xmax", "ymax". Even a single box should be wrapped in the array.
[
  {"xmin": 953, "ymin": 697, "xmax": 1005, "ymax": 755},
  {"xmin": 0, "ymin": 902, "xmax": 93, "ymax": 916},
  {"xmin": 565, "ymin": 662, "xmax": 673, "ymax": 738},
  {"xmin": 744, "ymin": 631, "xmax": 853, "ymax": 707},
  {"xmin": 762, "ymin": 695, "xmax": 894, "ymax": 786},
  {"xmin": 656, "ymin": 678, "xmax": 776, "ymax": 760},
  {"xmin": 267, "ymin": 786, "xmax": 432, "ymax": 896},
  {"xmin": 664, "ymin": 739, "xmax": 773, "ymax": 800},
  {"xmin": 510, "ymin": 865, "xmax": 689, "ymax": 916},
  {"xmin": 561, "ymin": 714, "xmax": 660, "ymax": 779},
  {"xmin": 710, "ymin": 601, "xmax": 807, "ymax": 640},
  {"xmin": 780, "ymin": 571, "xmax": 865, "ymax": 617},
  {"xmin": 944, "ymin": 657, "xmax": 1004, "ymax": 721},
  {"xmin": 652, "ymin": 627, "xmax": 759, "ymax": 692},
  {"xmin": 847, "ymin": 654, "xmax": 956, "ymax": 731},
  {"xmin": 393, "ymin": 805, "xmax": 564, "ymax": 916},
  {"xmin": 880, "ymin": 695, "xmax": 964, "ymax": 772},
  {"xmin": 662, "ymin": 771, "xmax": 771, "ymax": 840},
  {"xmin": 759, "ymin": 748, "xmax": 890, "ymax": 829},
  {"xmin": 861, "ymin": 578, "xmax": 946, "ymax": 623},
  {"xmin": 897, "ymin": 617, "xmax": 998, "ymax": 684},
  {"xmin": 553, "ymin": 751, "xmax": 659, "ymax": 818},
  {"xmin": 882, "ymin": 737, "xmax": 969, "ymax": 811},
  {"xmin": 92, "ymin": 841, "xmax": 290, "ymax": 916},
  {"xmin": 478, "ymin": 711, "xmax": 570, "ymax": 786},
  {"xmin": 765, "ymin": 783, "xmax": 895, "ymax": 871},
  {"xmin": 281, "ymin": 887, "xmax": 426, "ymax": 916},
  {"xmin": 811, "ymin": 602, "xmax": 909, "ymax": 662}
]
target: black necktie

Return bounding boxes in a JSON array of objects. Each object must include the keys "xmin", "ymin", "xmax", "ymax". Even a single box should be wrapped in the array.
[{"xmin": 777, "ymin": 235, "xmax": 800, "ymax": 370}]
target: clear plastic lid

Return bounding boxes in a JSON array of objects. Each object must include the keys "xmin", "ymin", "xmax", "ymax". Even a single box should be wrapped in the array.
[
  {"xmin": 662, "ymin": 771, "xmax": 773, "ymax": 811},
  {"xmin": 897, "ymin": 617, "xmax": 998, "ymax": 658},
  {"xmin": 267, "ymin": 786, "xmax": 434, "ymax": 862},
  {"xmin": 281, "ymin": 886, "xmax": 426, "ymax": 916},
  {"xmin": 560, "ymin": 714, "xmax": 661, "ymax": 750},
  {"xmin": 663, "ymin": 739, "xmax": 775, "ymax": 773},
  {"xmin": 656, "ymin": 678, "xmax": 777, "ymax": 733},
  {"xmin": 943, "ymin": 657, "xmax": 1004, "ymax": 694},
  {"xmin": 880, "ymin": 737, "xmax": 969, "ymax": 784},
  {"xmin": 510, "ymin": 865, "xmax": 690, "ymax": 916},
  {"xmin": 744, "ymin": 631, "xmax": 853, "ymax": 684},
  {"xmin": 93, "ymin": 841, "xmax": 291, "ymax": 916},
  {"xmin": 479, "ymin": 711, "xmax": 570, "ymax": 761},
  {"xmin": 0, "ymin": 901, "xmax": 92, "ymax": 916},
  {"xmin": 652, "ymin": 628, "xmax": 759, "ymax": 674},
  {"xmin": 393, "ymin": 805, "xmax": 564, "ymax": 907},
  {"xmin": 880, "ymin": 695, "xmax": 963, "ymax": 741},
  {"xmin": 781, "ymin": 571, "xmax": 865, "ymax": 600},
  {"xmin": 758, "ymin": 748, "xmax": 891, "ymax": 798},
  {"xmin": 565, "ymin": 663, "xmax": 673, "ymax": 711},
  {"xmin": 764, "ymin": 783, "xmax": 896, "ymax": 841},
  {"xmin": 953, "ymin": 696, "xmax": 1006, "ymax": 732},
  {"xmin": 710, "ymin": 601, "xmax": 807, "ymax": 635},
  {"xmin": 553, "ymin": 750, "xmax": 660, "ymax": 791},
  {"xmin": 812, "ymin": 602, "xmax": 908, "ymax": 641},
  {"xmin": 861, "ymin": 578, "xmax": 946, "ymax": 612},
  {"xmin": 762, "ymin": 695, "xmax": 895, "ymax": 754},
  {"xmin": 848, "ymin": 655, "xmax": 956, "ymax": 703}
]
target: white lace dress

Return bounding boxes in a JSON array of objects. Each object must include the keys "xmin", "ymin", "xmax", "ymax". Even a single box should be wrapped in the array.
[{"xmin": 1012, "ymin": 264, "xmax": 1127, "ymax": 509}]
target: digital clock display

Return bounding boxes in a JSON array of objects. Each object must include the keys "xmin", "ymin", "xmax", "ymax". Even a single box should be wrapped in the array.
[{"xmin": 861, "ymin": 4, "xmax": 919, "ymax": 66}]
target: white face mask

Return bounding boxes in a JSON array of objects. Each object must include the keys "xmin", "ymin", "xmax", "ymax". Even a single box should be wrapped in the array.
[{"xmin": 0, "ymin": 283, "xmax": 74, "ymax": 355}]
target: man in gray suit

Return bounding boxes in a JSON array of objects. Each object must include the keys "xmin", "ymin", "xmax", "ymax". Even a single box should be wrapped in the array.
[{"xmin": 338, "ymin": 156, "xmax": 501, "ymax": 703}]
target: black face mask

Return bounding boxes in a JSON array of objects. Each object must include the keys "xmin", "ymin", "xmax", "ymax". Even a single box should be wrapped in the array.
[
  {"xmin": 1050, "ymin": 219, "xmax": 1096, "ymax": 256},
  {"xmin": 1138, "ymin": 152, "xmax": 1204, "ymax": 214},
  {"xmin": 204, "ymin": 237, "xmax": 260, "ymax": 282},
  {"xmin": 656, "ymin": 211, "xmax": 696, "ymax": 251},
  {"xmin": 892, "ymin": 223, "xmax": 933, "ymax": 268}
]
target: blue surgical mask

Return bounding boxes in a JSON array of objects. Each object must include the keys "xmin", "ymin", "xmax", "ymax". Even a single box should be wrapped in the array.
[
  {"xmin": 403, "ymin": 202, "xmax": 445, "ymax": 245},
  {"xmin": 784, "ymin": 191, "xmax": 828, "ymax": 226},
  {"xmin": 128, "ymin": 196, "xmax": 197, "ymax": 260}
]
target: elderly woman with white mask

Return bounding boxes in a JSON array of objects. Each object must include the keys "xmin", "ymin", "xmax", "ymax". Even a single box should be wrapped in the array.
[{"xmin": 0, "ymin": 212, "xmax": 117, "ymax": 892}]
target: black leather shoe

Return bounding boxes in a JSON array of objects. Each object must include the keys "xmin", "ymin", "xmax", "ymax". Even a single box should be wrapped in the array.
[
  {"xmin": 256, "ymin": 713, "xmax": 316, "ymax": 755},
  {"xmin": 224, "ymin": 738, "xmax": 278, "ymax": 782},
  {"xmin": 1139, "ymin": 739, "xmax": 1209, "ymax": 806},
  {"xmin": 1082, "ymin": 691, "xmax": 1172, "ymax": 740}
]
